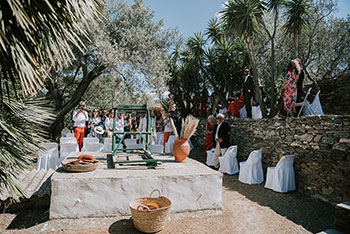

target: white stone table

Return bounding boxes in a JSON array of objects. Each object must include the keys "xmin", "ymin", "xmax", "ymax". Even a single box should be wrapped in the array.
[{"xmin": 50, "ymin": 152, "xmax": 222, "ymax": 219}]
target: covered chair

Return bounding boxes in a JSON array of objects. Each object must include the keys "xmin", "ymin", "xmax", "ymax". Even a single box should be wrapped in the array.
[
  {"xmin": 218, "ymin": 145, "xmax": 239, "ymax": 175},
  {"xmin": 151, "ymin": 144, "xmax": 163, "ymax": 153},
  {"xmin": 60, "ymin": 137, "xmax": 77, "ymax": 144},
  {"xmin": 124, "ymin": 138, "xmax": 137, "ymax": 145},
  {"xmin": 238, "ymin": 149, "xmax": 264, "ymax": 184},
  {"xmin": 265, "ymin": 154, "xmax": 296, "ymax": 193},
  {"xmin": 102, "ymin": 137, "xmax": 112, "ymax": 153},
  {"xmin": 37, "ymin": 143, "xmax": 59, "ymax": 170},
  {"xmin": 81, "ymin": 143, "xmax": 103, "ymax": 152},
  {"xmin": 164, "ymin": 135, "xmax": 176, "ymax": 154},
  {"xmin": 83, "ymin": 137, "xmax": 99, "ymax": 145},
  {"xmin": 206, "ymin": 149, "xmax": 216, "ymax": 166},
  {"xmin": 59, "ymin": 142, "xmax": 79, "ymax": 163}
]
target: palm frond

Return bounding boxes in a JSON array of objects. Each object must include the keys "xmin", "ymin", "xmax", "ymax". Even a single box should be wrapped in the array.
[{"xmin": 0, "ymin": 98, "xmax": 55, "ymax": 200}]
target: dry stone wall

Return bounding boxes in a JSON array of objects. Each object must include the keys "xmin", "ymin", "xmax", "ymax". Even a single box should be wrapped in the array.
[{"xmin": 195, "ymin": 115, "xmax": 350, "ymax": 204}]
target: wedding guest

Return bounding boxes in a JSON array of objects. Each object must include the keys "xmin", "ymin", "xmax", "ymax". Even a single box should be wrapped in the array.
[
  {"xmin": 242, "ymin": 68, "xmax": 254, "ymax": 118},
  {"xmin": 72, "ymin": 101, "xmax": 89, "ymax": 151},
  {"xmin": 281, "ymin": 59, "xmax": 300, "ymax": 117},
  {"xmin": 204, "ymin": 115, "xmax": 215, "ymax": 152},
  {"xmin": 88, "ymin": 108, "xmax": 102, "ymax": 137},
  {"xmin": 212, "ymin": 113, "xmax": 231, "ymax": 168}
]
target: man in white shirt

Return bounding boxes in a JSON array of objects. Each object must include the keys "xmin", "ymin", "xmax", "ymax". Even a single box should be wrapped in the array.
[
  {"xmin": 72, "ymin": 101, "xmax": 89, "ymax": 151},
  {"xmin": 114, "ymin": 113, "xmax": 126, "ymax": 149}
]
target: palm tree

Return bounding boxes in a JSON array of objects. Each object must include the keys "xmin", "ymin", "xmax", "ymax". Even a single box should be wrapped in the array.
[
  {"xmin": 283, "ymin": 0, "xmax": 312, "ymax": 57},
  {"xmin": 206, "ymin": 18, "xmax": 223, "ymax": 44},
  {"xmin": 0, "ymin": 0, "xmax": 102, "ymax": 200},
  {"xmin": 221, "ymin": 0, "xmax": 267, "ymax": 117}
]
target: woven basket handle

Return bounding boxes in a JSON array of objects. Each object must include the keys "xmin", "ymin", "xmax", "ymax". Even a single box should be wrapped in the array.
[
  {"xmin": 137, "ymin": 204, "xmax": 150, "ymax": 212},
  {"xmin": 149, "ymin": 189, "xmax": 161, "ymax": 197}
]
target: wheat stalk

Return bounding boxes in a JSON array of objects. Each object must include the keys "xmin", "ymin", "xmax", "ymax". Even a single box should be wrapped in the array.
[
  {"xmin": 169, "ymin": 118, "xmax": 179, "ymax": 138},
  {"xmin": 180, "ymin": 115, "xmax": 199, "ymax": 139}
]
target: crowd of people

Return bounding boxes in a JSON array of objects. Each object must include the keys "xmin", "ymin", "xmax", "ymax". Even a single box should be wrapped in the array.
[{"xmin": 71, "ymin": 102, "xmax": 184, "ymax": 151}]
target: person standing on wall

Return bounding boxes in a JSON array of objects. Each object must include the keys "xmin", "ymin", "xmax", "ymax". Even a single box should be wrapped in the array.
[
  {"xmin": 72, "ymin": 101, "xmax": 89, "ymax": 151},
  {"xmin": 242, "ymin": 68, "xmax": 254, "ymax": 118},
  {"xmin": 212, "ymin": 113, "xmax": 231, "ymax": 169}
]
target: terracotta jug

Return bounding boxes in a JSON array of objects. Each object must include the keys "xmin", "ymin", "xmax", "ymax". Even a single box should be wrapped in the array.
[{"xmin": 172, "ymin": 138, "xmax": 190, "ymax": 162}]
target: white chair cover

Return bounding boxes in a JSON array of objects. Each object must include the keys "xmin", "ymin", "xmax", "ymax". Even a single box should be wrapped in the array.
[
  {"xmin": 37, "ymin": 147, "xmax": 58, "ymax": 170},
  {"xmin": 60, "ymin": 137, "xmax": 77, "ymax": 144},
  {"xmin": 126, "ymin": 144, "xmax": 144, "ymax": 150},
  {"xmin": 264, "ymin": 154, "xmax": 296, "ymax": 193},
  {"xmin": 303, "ymin": 91, "xmax": 324, "ymax": 116},
  {"xmin": 83, "ymin": 137, "xmax": 99, "ymax": 145},
  {"xmin": 239, "ymin": 149, "xmax": 264, "ymax": 184},
  {"xmin": 206, "ymin": 149, "xmax": 216, "ymax": 166},
  {"xmin": 239, "ymin": 106, "xmax": 263, "ymax": 119},
  {"xmin": 102, "ymin": 138, "xmax": 112, "ymax": 152},
  {"xmin": 61, "ymin": 128, "xmax": 71, "ymax": 137},
  {"xmin": 66, "ymin": 132, "xmax": 74, "ymax": 137},
  {"xmin": 81, "ymin": 143, "xmax": 103, "ymax": 152},
  {"xmin": 40, "ymin": 143, "xmax": 58, "ymax": 158},
  {"xmin": 60, "ymin": 143, "xmax": 79, "ymax": 163},
  {"xmin": 124, "ymin": 138, "xmax": 137, "ymax": 145},
  {"xmin": 164, "ymin": 135, "xmax": 176, "ymax": 154},
  {"xmin": 219, "ymin": 145, "xmax": 239, "ymax": 175},
  {"xmin": 151, "ymin": 144, "xmax": 163, "ymax": 153},
  {"xmin": 156, "ymin": 132, "xmax": 164, "ymax": 145}
]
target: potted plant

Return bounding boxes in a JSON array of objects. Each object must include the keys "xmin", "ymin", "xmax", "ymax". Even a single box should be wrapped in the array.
[{"xmin": 170, "ymin": 115, "xmax": 199, "ymax": 162}]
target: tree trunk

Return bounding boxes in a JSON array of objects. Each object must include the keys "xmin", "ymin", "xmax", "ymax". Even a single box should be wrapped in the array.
[
  {"xmin": 246, "ymin": 38, "xmax": 267, "ymax": 118},
  {"xmin": 268, "ymin": 39, "xmax": 277, "ymax": 117},
  {"xmin": 49, "ymin": 65, "xmax": 106, "ymax": 140}
]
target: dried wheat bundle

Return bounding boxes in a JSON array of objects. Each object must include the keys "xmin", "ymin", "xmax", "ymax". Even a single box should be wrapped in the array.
[
  {"xmin": 180, "ymin": 115, "xmax": 199, "ymax": 139},
  {"xmin": 170, "ymin": 118, "xmax": 179, "ymax": 138}
]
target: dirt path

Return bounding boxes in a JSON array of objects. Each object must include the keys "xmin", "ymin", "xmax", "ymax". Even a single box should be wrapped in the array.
[{"xmin": 0, "ymin": 149, "xmax": 334, "ymax": 233}]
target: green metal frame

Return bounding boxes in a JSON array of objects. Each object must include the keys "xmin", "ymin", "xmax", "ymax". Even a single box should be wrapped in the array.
[{"xmin": 107, "ymin": 104, "xmax": 158, "ymax": 168}]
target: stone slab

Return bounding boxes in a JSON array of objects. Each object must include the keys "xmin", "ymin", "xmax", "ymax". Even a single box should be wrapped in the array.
[{"xmin": 50, "ymin": 152, "xmax": 222, "ymax": 219}]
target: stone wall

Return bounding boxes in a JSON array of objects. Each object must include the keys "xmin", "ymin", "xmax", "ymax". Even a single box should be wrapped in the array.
[
  {"xmin": 195, "ymin": 115, "xmax": 350, "ymax": 204},
  {"xmin": 319, "ymin": 74, "xmax": 350, "ymax": 115}
]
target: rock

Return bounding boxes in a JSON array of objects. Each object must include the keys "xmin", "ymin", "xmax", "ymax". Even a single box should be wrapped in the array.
[
  {"xmin": 339, "ymin": 138, "xmax": 350, "ymax": 143},
  {"xmin": 332, "ymin": 143, "xmax": 348, "ymax": 152},
  {"xmin": 295, "ymin": 134, "xmax": 313, "ymax": 142}
]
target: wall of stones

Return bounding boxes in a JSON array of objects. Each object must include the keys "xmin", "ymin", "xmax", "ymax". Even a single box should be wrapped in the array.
[
  {"xmin": 319, "ymin": 74, "xmax": 350, "ymax": 115},
  {"xmin": 195, "ymin": 115, "xmax": 350, "ymax": 204}
]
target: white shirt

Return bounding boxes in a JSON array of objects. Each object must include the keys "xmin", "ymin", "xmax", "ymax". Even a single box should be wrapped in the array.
[
  {"xmin": 163, "ymin": 118, "xmax": 173, "ymax": 132},
  {"xmin": 114, "ymin": 116, "xmax": 124, "ymax": 138},
  {"xmin": 72, "ymin": 109, "xmax": 88, "ymax": 127},
  {"xmin": 215, "ymin": 122, "xmax": 223, "ymax": 141},
  {"xmin": 244, "ymin": 75, "xmax": 249, "ymax": 83},
  {"xmin": 105, "ymin": 117, "xmax": 114, "ymax": 130}
]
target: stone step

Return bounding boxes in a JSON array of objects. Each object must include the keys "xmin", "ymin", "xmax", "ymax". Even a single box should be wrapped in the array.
[{"xmin": 23, "ymin": 169, "xmax": 49, "ymax": 199}]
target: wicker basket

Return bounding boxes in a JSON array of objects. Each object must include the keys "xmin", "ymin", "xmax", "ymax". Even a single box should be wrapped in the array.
[
  {"xmin": 61, "ymin": 159, "xmax": 99, "ymax": 172},
  {"xmin": 129, "ymin": 189, "xmax": 171, "ymax": 233}
]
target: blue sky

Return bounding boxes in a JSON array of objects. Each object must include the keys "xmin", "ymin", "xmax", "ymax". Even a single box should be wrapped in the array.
[{"xmin": 129, "ymin": 0, "xmax": 350, "ymax": 39}]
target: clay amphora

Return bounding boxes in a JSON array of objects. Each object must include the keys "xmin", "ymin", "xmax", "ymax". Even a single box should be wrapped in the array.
[{"xmin": 172, "ymin": 138, "xmax": 190, "ymax": 162}]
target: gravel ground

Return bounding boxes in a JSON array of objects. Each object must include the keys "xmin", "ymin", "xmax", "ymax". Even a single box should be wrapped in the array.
[{"xmin": 0, "ymin": 148, "xmax": 335, "ymax": 233}]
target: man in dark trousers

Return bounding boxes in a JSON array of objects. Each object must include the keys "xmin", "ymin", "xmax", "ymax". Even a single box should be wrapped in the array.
[
  {"xmin": 243, "ymin": 68, "xmax": 254, "ymax": 118},
  {"xmin": 212, "ymin": 113, "xmax": 231, "ymax": 168}
]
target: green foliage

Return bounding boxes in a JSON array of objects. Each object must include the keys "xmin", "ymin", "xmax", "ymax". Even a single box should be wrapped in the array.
[
  {"xmin": 0, "ymin": 0, "xmax": 103, "ymax": 97},
  {"xmin": 0, "ymin": 0, "xmax": 102, "ymax": 200},
  {"xmin": 0, "ymin": 98, "xmax": 54, "ymax": 200}
]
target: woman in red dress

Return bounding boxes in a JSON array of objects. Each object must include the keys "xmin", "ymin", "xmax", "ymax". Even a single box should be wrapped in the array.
[
  {"xmin": 227, "ymin": 92, "xmax": 245, "ymax": 118},
  {"xmin": 282, "ymin": 59, "xmax": 300, "ymax": 116},
  {"xmin": 204, "ymin": 115, "xmax": 215, "ymax": 152}
]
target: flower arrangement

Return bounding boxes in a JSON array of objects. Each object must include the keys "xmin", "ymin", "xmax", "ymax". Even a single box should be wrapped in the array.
[{"xmin": 170, "ymin": 115, "xmax": 199, "ymax": 140}]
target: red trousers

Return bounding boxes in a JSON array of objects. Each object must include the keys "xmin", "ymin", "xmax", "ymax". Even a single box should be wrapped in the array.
[
  {"xmin": 163, "ymin": 131, "xmax": 173, "ymax": 149},
  {"xmin": 74, "ymin": 127, "xmax": 86, "ymax": 151}
]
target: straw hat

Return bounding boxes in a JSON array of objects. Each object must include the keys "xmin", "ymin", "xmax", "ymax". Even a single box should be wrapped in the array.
[{"xmin": 94, "ymin": 126, "xmax": 104, "ymax": 135}]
